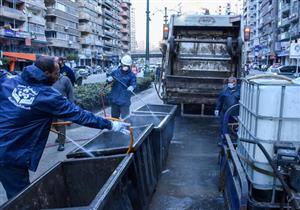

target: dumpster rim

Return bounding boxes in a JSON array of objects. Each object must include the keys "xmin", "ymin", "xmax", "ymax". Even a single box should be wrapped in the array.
[{"xmin": 66, "ymin": 124, "xmax": 154, "ymax": 158}]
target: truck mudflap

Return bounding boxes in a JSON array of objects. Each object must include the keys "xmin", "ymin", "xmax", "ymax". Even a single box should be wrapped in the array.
[{"xmin": 219, "ymin": 105, "xmax": 248, "ymax": 210}]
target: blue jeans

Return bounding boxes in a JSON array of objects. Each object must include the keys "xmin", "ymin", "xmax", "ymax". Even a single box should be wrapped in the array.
[
  {"xmin": 0, "ymin": 164, "xmax": 30, "ymax": 199},
  {"xmin": 111, "ymin": 103, "xmax": 130, "ymax": 119}
]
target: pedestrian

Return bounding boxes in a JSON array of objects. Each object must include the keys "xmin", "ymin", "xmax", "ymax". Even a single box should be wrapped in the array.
[
  {"xmin": 57, "ymin": 57, "xmax": 76, "ymax": 86},
  {"xmin": 107, "ymin": 55, "xmax": 137, "ymax": 119},
  {"xmin": 52, "ymin": 73, "xmax": 74, "ymax": 151},
  {"xmin": 156, "ymin": 64, "xmax": 161, "ymax": 82},
  {"xmin": 214, "ymin": 76, "xmax": 240, "ymax": 128},
  {"xmin": 0, "ymin": 56, "xmax": 129, "ymax": 200}
]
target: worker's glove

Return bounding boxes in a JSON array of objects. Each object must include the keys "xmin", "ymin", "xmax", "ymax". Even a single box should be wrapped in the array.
[
  {"xmin": 127, "ymin": 86, "xmax": 134, "ymax": 92},
  {"xmin": 214, "ymin": 110, "xmax": 219, "ymax": 117},
  {"xmin": 111, "ymin": 121, "xmax": 131, "ymax": 135},
  {"xmin": 107, "ymin": 76, "xmax": 113, "ymax": 82}
]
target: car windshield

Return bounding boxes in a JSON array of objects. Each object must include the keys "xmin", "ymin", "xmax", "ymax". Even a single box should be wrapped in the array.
[{"xmin": 279, "ymin": 66, "xmax": 299, "ymax": 74}]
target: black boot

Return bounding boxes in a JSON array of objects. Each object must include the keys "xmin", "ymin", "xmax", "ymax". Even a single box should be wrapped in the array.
[{"xmin": 57, "ymin": 144, "xmax": 65, "ymax": 151}]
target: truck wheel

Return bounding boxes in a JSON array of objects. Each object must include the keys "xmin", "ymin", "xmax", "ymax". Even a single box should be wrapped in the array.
[{"xmin": 76, "ymin": 78, "xmax": 83, "ymax": 86}]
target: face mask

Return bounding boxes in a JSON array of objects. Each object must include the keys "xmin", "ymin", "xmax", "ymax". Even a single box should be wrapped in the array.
[
  {"xmin": 122, "ymin": 66, "xmax": 129, "ymax": 71},
  {"xmin": 228, "ymin": 83, "xmax": 235, "ymax": 89}
]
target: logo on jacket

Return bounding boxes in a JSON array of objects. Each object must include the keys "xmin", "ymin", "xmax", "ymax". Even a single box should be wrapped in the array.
[{"xmin": 8, "ymin": 85, "xmax": 38, "ymax": 110}]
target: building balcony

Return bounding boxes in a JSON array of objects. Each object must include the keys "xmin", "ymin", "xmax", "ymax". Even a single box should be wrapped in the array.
[
  {"xmin": 121, "ymin": 36, "xmax": 129, "ymax": 42},
  {"xmin": 281, "ymin": 3, "xmax": 290, "ymax": 14},
  {"xmin": 95, "ymin": 40, "xmax": 104, "ymax": 46},
  {"xmin": 46, "ymin": 7, "xmax": 57, "ymax": 16},
  {"xmin": 104, "ymin": 19, "xmax": 114, "ymax": 27},
  {"xmin": 278, "ymin": 32, "xmax": 290, "ymax": 41},
  {"xmin": 120, "ymin": 28, "xmax": 129, "ymax": 34},
  {"xmin": 121, "ymin": 2, "xmax": 129, "ymax": 9},
  {"xmin": 0, "ymin": 6, "xmax": 26, "ymax": 22},
  {"xmin": 26, "ymin": 0, "xmax": 46, "ymax": 10},
  {"xmin": 79, "ymin": 24, "xmax": 92, "ymax": 33},
  {"xmin": 82, "ymin": 48, "xmax": 92, "ymax": 56},
  {"xmin": 121, "ymin": 19, "xmax": 128, "ymax": 25},
  {"xmin": 78, "ymin": 1, "xmax": 95, "ymax": 11},
  {"xmin": 79, "ymin": 12, "xmax": 90, "ymax": 21},
  {"xmin": 28, "ymin": 15, "xmax": 46, "ymax": 26},
  {"xmin": 104, "ymin": 40, "xmax": 114, "ymax": 47},
  {"xmin": 104, "ymin": 9, "xmax": 114, "ymax": 17},
  {"xmin": 280, "ymin": 17, "xmax": 290, "ymax": 27},
  {"xmin": 46, "ymin": 37, "xmax": 80, "ymax": 49},
  {"xmin": 104, "ymin": 0, "xmax": 113, "ymax": 7},
  {"xmin": 122, "ymin": 45, "xmax": 129, "ymax": 50},
  {"xmin": 290, "ymin": 14, "xmax": 299, "ymax": 23},
  {"xmin": 120, "ymin": 11, "xmax": 129, "ymax": 18},
  {"xmin": 80, "ymin": 37, "xmax": 94, "ymax": 45}
]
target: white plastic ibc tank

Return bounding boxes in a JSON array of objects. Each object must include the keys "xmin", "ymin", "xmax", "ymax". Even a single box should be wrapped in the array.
[{"xmin": 237, "ymin": 75, "xmax": 300, "ymax": 190}]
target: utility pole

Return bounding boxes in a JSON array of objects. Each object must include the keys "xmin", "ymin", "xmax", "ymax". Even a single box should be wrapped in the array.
[
  {"xmin": 145, "ymin": 0, "xmax": 150, "ymax": 73},
  {"xmin": 164, "ymin": 7, "xmax": 168, "ymax": 24}
]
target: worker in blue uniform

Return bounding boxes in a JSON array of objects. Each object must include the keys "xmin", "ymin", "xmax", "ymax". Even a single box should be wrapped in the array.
[
  {"xmin": 0, "ymin": 56, "xmax": 129, "ymax": 200},
  {"xmin": 107, "ymin": 55, "xmax": 137, "ymax": 119},
  {"xmin": 58, "ymin": 57, "xmax": 76, "ymax": 86},
  {"xmin": 215, "ymin": 76, "xmax": 240, "ymax": 128}
]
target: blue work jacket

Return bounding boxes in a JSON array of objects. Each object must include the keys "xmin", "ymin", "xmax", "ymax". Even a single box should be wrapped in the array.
[
  {"xmin": 0, "ymin": 65, "xmax": 111, "ymax": 171},
  {"xmin": 109, "ymin": 67, "xmax": 137, "ymax": 106}
]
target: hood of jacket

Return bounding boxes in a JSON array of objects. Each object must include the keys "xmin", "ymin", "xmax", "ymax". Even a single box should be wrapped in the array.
[{"xmin": 21, "ymin": 65, "xmax": 49, "ymax": 85}]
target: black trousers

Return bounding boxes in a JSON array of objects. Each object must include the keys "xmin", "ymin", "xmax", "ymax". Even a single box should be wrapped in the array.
[{"xmin": 0, "ymin": 164, "xmax": 30, "ymax": 199}]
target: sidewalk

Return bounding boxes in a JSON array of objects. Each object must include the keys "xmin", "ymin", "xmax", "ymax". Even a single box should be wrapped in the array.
[{"xmin": 0, "ymin": 87, "xmax": 162, "ymax": 206}]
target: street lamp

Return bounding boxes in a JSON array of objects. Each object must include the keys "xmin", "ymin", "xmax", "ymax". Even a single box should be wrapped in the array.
[{"xmin": 145, "ymin": 0, "xmax": 150, "ymax": 73}]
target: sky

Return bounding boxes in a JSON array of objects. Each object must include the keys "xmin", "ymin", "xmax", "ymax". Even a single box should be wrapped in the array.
[{"xmin": 131, "ymin": 0, "xmax": 242, "ymax": 50}]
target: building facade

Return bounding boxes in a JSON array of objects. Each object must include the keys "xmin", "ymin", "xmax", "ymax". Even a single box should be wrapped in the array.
[
  {"xmin": 1, "ymin": 0, "xmax": 131, "ymax": 67},
  {"xmin": 257, "ymin": 0, "xmax": 278, "ymax": 65},
  {"xmin": 130, "ymin": 6, "xmax": 137, "ymax": 52},
  {"xmin": 242, "ymin": 0, "xmax": 260, "ymax": 63},
  {"xmin": 0, "ymin": 0, "xmax": 48, "ymax": 54},
  {"xmin": 277, "ymin": 0, "xmax": 300, "ymax": 65},
  {"xmin": 120, "ymin": 0, "xmax": 131, "ymax": 54},
  {"xmin": 45, "ymin": 0, "xmax": 80, "ymax": 58},
  {"xmin": 78, "ymin": 0, "xmax": 104, "ymax": 66},
  {"xmin": 102, "ymin": 0, "xmax": 122, "ymax": 65}
]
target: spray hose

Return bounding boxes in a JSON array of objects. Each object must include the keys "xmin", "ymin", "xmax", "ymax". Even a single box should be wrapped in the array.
[
  {"xmin": 51, "ymin": 117, "xmax": 134, "ymax": 154},
  {"xmin": 106, "ymin": 117, "xmax": 134, "ymax": 154}
]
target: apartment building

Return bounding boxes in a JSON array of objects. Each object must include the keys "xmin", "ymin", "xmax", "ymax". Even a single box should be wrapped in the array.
[
  {"xmin": 102, "ymin": 0, "xmax": 122, "ymax": 65},
  {"xmin": 257, "ymin": 0, "xmax": 278, "ymax": 65},
  {"xmin": 0, "ymin": 0, "xmax": 47, "ymax": 54},
  {"xmin": 77, "ymin": 0, "xmax": 104, "ymax": 66},
  {"xmin": 277, "ymin": 0, "xmax": 299, "ymax": 64},
  {"xmin": 45, "ymin": 0, "xmax": 80, "ymax": 57},
  {"xmin": 120, "ymin": 0, "xmax": 131, "ymax": 53},
  {"xmin": 130, "ymin": 6, "xmax": 137, "ymax": 52},
  {"xmin": 242, "ymin": 0, "xmax": 260, "ymax": 63}
]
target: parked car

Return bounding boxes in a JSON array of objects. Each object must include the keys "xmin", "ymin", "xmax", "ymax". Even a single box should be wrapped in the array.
[
  {"xmin": 73, "ymin": 66, "xmax": 90, "ymax": 79},
  {"xmin": 94, "ymin": 66, "xmax": 103, "ymax": 74},
  {"xmin": 267, "ymin": 65, "xmax": 300, "ymax": 77},
  {"xmin": 74, "ymin": 66, "xmax": 93, "ymax": 76}
]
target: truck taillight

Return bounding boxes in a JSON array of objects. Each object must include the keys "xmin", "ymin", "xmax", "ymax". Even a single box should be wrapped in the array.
[{"xmin": 163, "ymin": 24, "xmax": 169, "ymax": 40}]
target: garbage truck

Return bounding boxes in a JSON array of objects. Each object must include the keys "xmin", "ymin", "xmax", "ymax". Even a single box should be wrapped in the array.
[{"xmin": 159, "ymin": 14, "xmax": 242, "ymax": 116}]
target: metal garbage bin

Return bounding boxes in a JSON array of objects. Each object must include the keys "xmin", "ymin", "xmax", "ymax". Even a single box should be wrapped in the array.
[
  {"xmin": 0, "ymin": 154, "xmax": 135, "ymax": 210},
  {"xmin": 124, "ymin": 114, "xmax": 174, "ymax": 176},
  {"xmin": 132, "ymin": 104, "xmax": 177, "ymax": 142},
  {"xmin": 66, "ymin": 124, "xmax": 155, "ymax": 210},
  {"xmin": 132, "ymin": 104, "xmax": 177, "ymax": 116}
]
